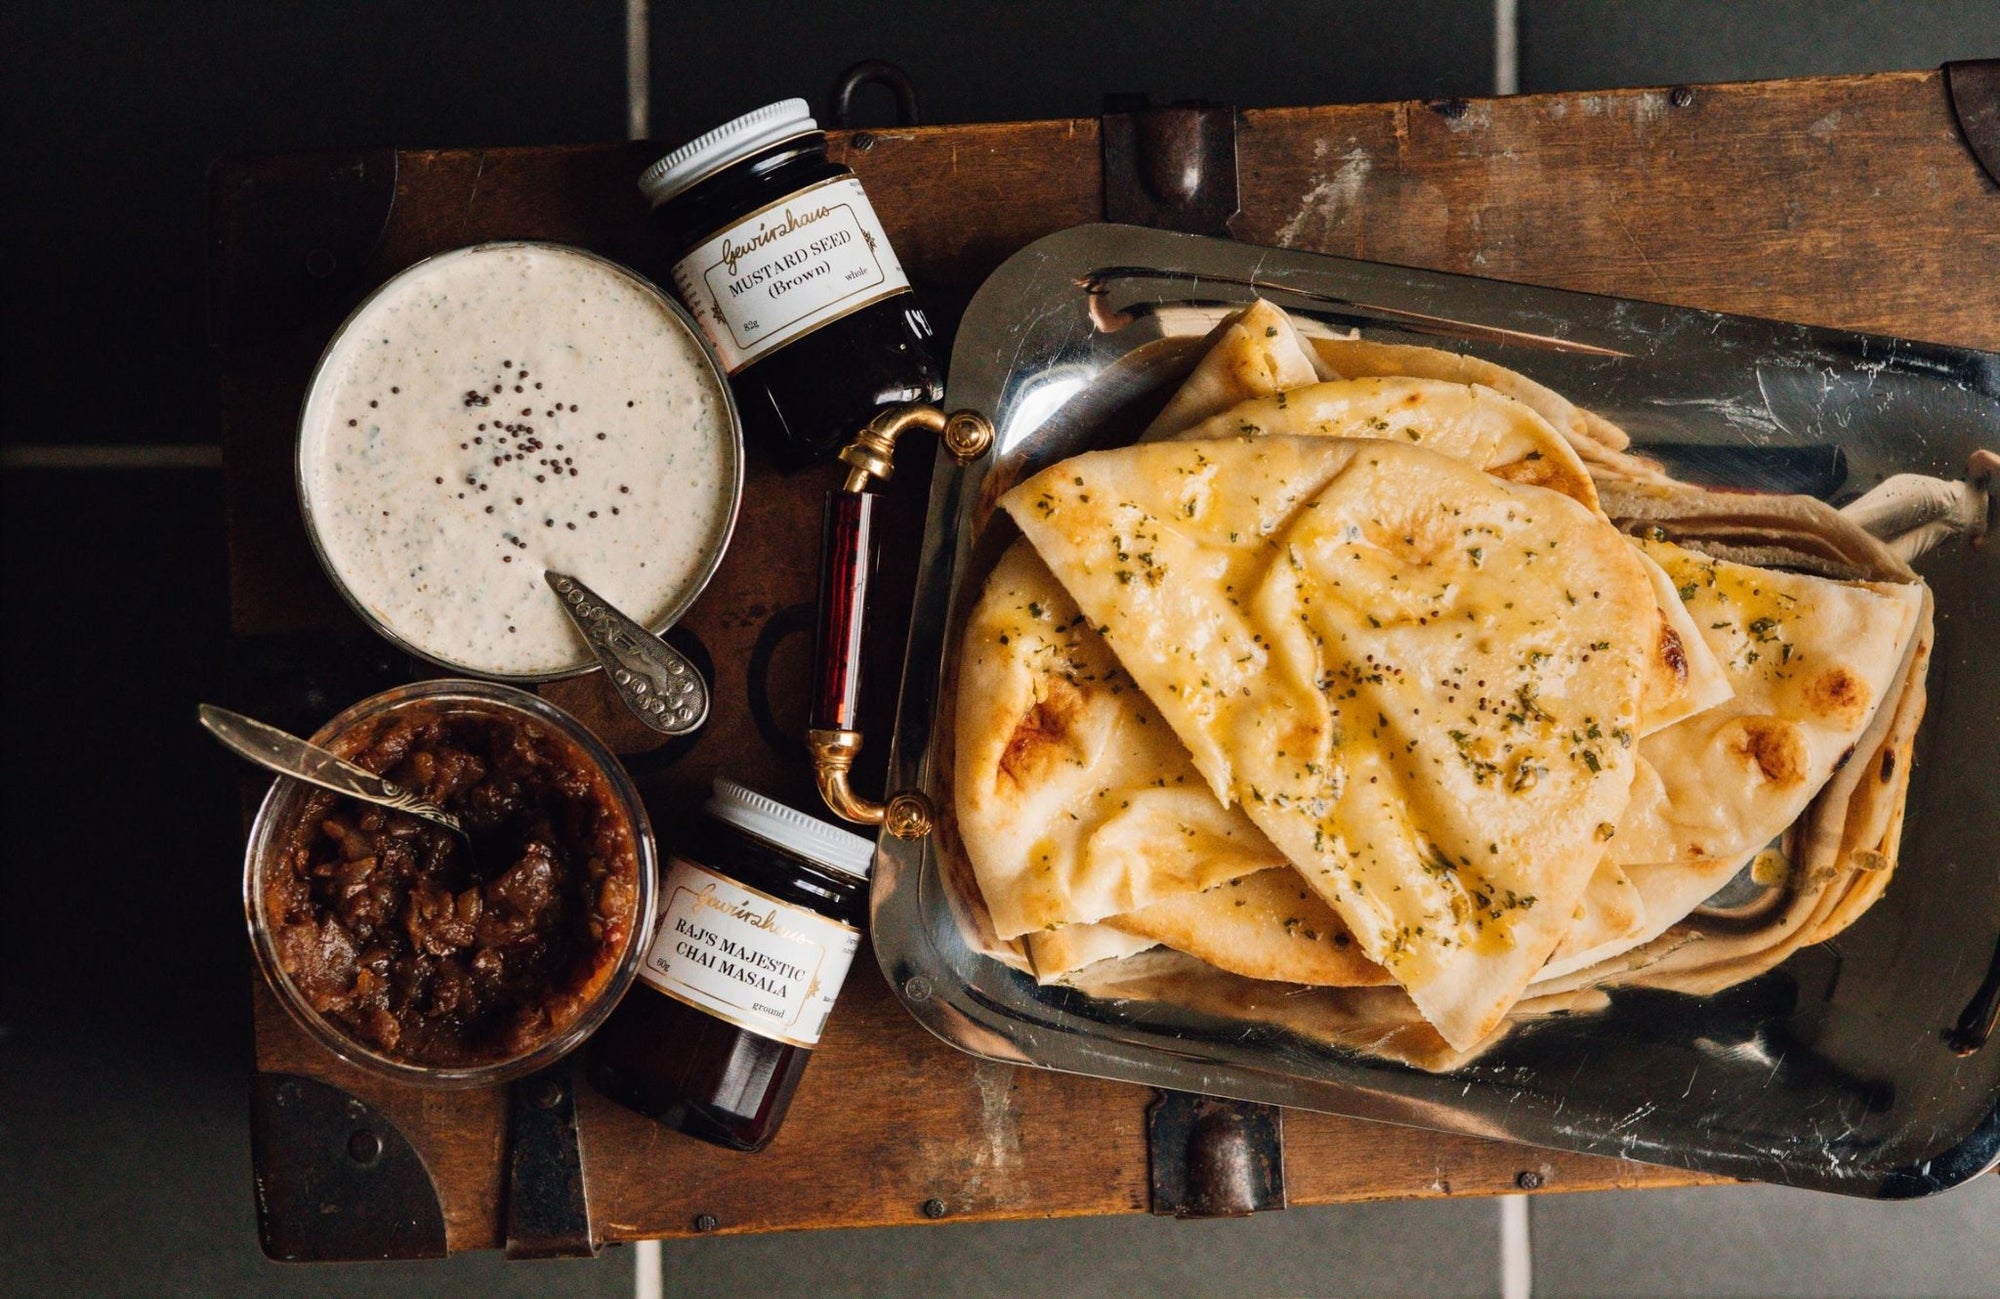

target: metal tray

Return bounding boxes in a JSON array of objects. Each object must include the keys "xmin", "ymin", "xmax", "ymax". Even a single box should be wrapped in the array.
[{"xmin": 872, "ymin": 223, "xmax": 2000, "ymax": 1197}]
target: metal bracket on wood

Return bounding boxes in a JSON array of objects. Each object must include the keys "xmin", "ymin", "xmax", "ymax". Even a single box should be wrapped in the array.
[
  {"xmin": 250, "ymin": 1072, "xmax": 448, "ymax": 1261},
  {"xmin": 832, "ymin": 59, "xmax": 921, "ymax": 129},
  {"xmin": 1945, "ymin": 59, "xmax": 2000, "ymax": 190},
  {"xmin": 1146, "ymin": 1088, "xmax": 1287, "ymax": 1218},
  {"xmin": 1101, "ymin": 96, "xmax": 1241, "ymax": 237},
  {"xmin": 504, "ymin": 1061, "xmax": 598, "ymax": 1259}
]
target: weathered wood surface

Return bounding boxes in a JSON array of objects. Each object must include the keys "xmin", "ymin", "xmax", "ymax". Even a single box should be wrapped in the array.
[
  {"xmin": 254, "ymin": 964, "xmax": 1708, "ymax": 1251},
  {"xmin": 221, "ymin": 70, "xmax": 1999, "ymax": 1251}
]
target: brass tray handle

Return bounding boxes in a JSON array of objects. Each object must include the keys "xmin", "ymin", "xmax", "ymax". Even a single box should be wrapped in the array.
[{"xmin": 809, "ymin": 403, "xmax": 994, "ymax": 836}]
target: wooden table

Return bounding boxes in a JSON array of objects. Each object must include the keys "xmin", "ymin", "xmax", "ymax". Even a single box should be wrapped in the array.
[{"xmin": 214, "ymin": 68, "xmax": 2000, "ymax": 1258}]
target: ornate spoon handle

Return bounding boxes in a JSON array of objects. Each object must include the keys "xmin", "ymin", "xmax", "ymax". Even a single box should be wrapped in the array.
[
  {"xmin": 197, "ymin": 704, "xmax": 466, "ymax": 836},
  {"xmin": 545, "ymin": 571, "xmax": 710, "ymax": 735}
]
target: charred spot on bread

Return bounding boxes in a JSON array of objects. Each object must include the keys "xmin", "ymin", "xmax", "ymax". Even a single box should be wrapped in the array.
[
  {"xmin": 1802, "ymin": 665, "xmax": 1870, "ymax": 724},
  {"xmin": 999, "ymin": 678, "xmax": 1086, "ymax": 784},
  {"xmin": 1488, "ymin": 454, "xmax": 1591, "ymax": 506},
  {"xmin": 1659, "ymin": 624, "xmax": 1688, "ymax": 684},
  {"xmin": 1729, "ymin": 716, "xmax": 1808, "ymax": 786}
]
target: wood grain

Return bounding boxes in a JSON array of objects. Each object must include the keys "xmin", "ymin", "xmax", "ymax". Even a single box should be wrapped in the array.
[{"xmin": 225, "ymin": 70, "xmax": 1995, "ymax": 1251}]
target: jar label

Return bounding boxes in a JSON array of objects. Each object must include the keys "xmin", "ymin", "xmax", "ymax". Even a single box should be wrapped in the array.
[
  {"xmin": 638, "ymin": 856, "xmax": 860, "ymax": 1048},
  {"xmin": 670, "ymin": 176, "xmax": 911, "ymax": 373}
]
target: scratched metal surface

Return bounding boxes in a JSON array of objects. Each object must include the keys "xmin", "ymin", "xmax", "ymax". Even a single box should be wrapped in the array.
[{"xmin": 872, "ymin": 224, "xmax": 2000, "ymax": 1197}]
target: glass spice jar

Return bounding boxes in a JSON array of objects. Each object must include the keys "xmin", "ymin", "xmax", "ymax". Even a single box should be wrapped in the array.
[
  {"xmin": 586, "ymin": 778, "xmax": 873, "ymax": 1152},
  {"xmin": 639, "ymin": 98, "xmax": 943, "ymax": 472}
]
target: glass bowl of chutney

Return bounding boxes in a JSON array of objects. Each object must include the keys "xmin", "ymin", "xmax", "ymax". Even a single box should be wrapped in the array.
[{"xmin": 243, "ymin": 678, "xmax": 658, "ymax": 1087}]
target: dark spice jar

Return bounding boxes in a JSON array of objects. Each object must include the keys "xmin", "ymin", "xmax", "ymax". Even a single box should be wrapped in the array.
[
  {"xmin": 641, "ymin": 98, "xmax": 943, "ymax": 471},
  {"xmin": 587, "ymin": 779, "xmax": 873, "ymax": 1152}
]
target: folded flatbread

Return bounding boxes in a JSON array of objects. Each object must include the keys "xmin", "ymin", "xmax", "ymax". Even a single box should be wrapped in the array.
[
  {"xmin": 1305, "ymin": 334, "xmax": 1675, "ymax": 485},
  {"xmin": 1534, "ymin": 485, "xmax": 1930, "ymax": 990},
  {"xmin": 1104, "ymin": 867, "xmax": 1392, "ymax": 986},
  {"xmin": 1141, "ymin": 299, "xmax": 1320, "ymax": 441},
  {"xmin": 1002, "ymin": 436, "xmax": 1658, "ymax": 1050},
  {"xmin": 948, "ymin": 302, "xmax": 1933, "ymax": 1068},
  {"xmin": 962, "ymin": 311, "xmax": 1719, "ymax": 997},
  {"xmin": 954, "ymin": 538, "xmax": 1289, "ymax": 941},
  {"xmin": 1024, "ymin": 924, "xmax": 1158, "ymax": 982},
  {"xmin": 1172, "ymin": 376, "xmax": 1602, "ymax": 512}
]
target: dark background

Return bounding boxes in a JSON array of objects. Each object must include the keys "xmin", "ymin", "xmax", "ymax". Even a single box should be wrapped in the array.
[{"xmin": 4, "ymin": 3, "xmax": 1999, "ymax": 1296}]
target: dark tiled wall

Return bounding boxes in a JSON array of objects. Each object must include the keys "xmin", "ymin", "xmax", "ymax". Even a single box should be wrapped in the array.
[
  {"xmin": 645, "ymin": 0, "xmax": 1492, "ymax": 140},
  {"xmin": 1, "ymin": 0, "xmax": 1498, "ymax": 452},
  {"xmin": 1519, "ymin": 0, "xmax": 1998, "ymax": 92},
  {"xmin": 2, "ymin": 1, "xmax": 626, "ymax": 450}
]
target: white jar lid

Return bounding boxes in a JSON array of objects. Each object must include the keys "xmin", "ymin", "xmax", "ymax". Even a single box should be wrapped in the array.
[
  {"xmin": 706, "ymin": 778, "xmax": 875, "ymax": 879},
  {"xmin": 639, "ymin": 99, "xmax": 819, "ymax": 208}
]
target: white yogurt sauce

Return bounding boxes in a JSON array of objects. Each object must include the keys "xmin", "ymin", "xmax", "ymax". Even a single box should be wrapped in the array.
[{"xmin": 300, "ymin": 244, "xmax": 736, "ymax": 677}]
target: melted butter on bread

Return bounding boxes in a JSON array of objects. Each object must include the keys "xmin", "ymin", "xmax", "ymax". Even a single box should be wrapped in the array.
[{"xmin": 1003, "ymin": 437, "xmax": 1653, "ymax": 1049}]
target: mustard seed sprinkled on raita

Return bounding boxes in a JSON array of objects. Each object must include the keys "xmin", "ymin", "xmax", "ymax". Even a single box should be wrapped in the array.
[{"xmin": 301, "ymin": 244, "xmax": 734, "ymax": 677}]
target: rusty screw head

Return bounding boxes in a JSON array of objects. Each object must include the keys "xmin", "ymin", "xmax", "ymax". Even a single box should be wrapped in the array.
[
  {"xmin": 693, "ymin": 1213, "xmax": 719, "ymax": 1233},
  {"xmin": 1670, "ymin": 86, "xmax": 1695, "ymax": 109},
  {"xmin": 346, "ymin": 1128, "xmax": 383, "ymax": 1166},
  {"xmin": 921, "ymin": 1198, "xmax": 948, "ymax": 1219},
  {"xmin": 904, "ymin": 975, "xmax": 934, "ymax": 1003},
  {"xmin": 1516, "ymin": 1170, "xmax": 1545, "ymax": 1190}
]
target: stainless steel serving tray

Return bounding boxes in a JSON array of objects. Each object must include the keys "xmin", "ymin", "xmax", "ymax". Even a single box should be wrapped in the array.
[{"xmin": 872, "ymin": 223, "xmax": 2000, "ymax": 1197}]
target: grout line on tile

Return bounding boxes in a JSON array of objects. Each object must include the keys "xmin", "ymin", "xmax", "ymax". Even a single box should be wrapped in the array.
[
  {"xmin": 635, "ymin": 1237, "xmax": 663, "ymax": 1299},
  {"xmin": 1, "ymin": 444, "xmax": 223, "ymax": 469},
  {"xmin": 1494, "ymin": 0, "xmax": 1519, "ymax": 95},
  {"xmin": 1501, "ymin": 1193, "xmax": 1532, "ymax": 1299},
  {"xmin": 626, "ymin": 0, "xmax": 651, "ymax": 140},
  {"xmin": 632, "ymin": 1231, "xmax": 664, "ymax": 1295}
]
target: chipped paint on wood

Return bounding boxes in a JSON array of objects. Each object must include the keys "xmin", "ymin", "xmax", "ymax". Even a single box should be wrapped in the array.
[{"xmin": 1275, "ymin": 146, "xmax": 1374, "ymax": 249}]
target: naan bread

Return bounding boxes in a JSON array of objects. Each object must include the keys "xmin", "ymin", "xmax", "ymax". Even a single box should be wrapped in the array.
[
  {"xmin": 1307, "ymin": 334, "xmax": 1678, "ymax": 486},
  {"xmin": 956, "ymin": 535, "xmax": 1392, "ymax": 983},
  {"xmin": 1545, "ymin": 860, "xmax": 1647, "ymax": 966},
  {"xmin": 1003, "ymin": 437, "xmax": 1658, "ymax": 1049},
  {"xmin": 1625, "ymin": 542, "xmax": 1735, "ymax": 735},
  {"xmin": 965, "ymin": 367, "xmax": 1670, "ymax": 984},
  {"xmin": 1059, "ymin": 946, "xmax": 1612, "ymax": 1075},
  {"xmin": 962, "ymin": 534, "xmax": 1648, "ymax": 989},
  {"xmin": 949, "ymin": 304, "xmax": 1932, "ymax": 1069},
  {"xmin": 959, "ymin": 539, "xmax": 1392, "ymax": 986},
  {"xmin": 1631, "ymin": 536, "xmax": 1922, "ymax": 864},
  {"xmin": 1308, "ymin": 335, "xmax": 1605, "ymax": 444},
  {"xmin": 1025, "ymin": 924, "xmax": 1157, "ymax": 983},
  {"xmin": 1160, "ymin": 374, "xmax": 1728, "ymax": 736},
  {"xmin": 955, "ymin": 539, "xmax": 1291, "ymax": 939},
  {"xmin": 1104, "ymin": 867, "xmax": 1392, "ymax": 987},
  {"xmin": 1534, "ymin": 537, "xmax": 1926, "ymax": 983},
  {"xmin": 1533, "ymin": 599, "xmax": 1927, "ymax": 1001},
  {"xmin": 1140, "ymin": 300, "xmax": 1319, "ymax": 441},
  {"xmin": 1171, "ymin": 377, "xmax": 1601, "ymax": 513}
]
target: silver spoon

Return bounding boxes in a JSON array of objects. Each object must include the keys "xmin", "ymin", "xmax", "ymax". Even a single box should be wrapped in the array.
[
  {"xmin": 544, "ymin": 570, "xmax": 710, "ymax": 735},
  {"xmin": 197, "ymin": 703, "xmax": 467, "ymax": 838}
]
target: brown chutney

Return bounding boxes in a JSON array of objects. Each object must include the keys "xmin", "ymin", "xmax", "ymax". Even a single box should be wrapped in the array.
[{"xmin": 265, "ymin": 705, "xmax": 639, "ymax": 1068}]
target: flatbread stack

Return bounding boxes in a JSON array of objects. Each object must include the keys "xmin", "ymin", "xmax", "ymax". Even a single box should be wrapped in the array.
[{"xmin": 948, "ymin": 300, "xmax": 1934, "ymax": 1069}]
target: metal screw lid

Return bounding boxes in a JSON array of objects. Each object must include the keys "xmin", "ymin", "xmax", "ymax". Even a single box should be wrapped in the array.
[
  {"xmin": 639, "ymin": 99, "xmax": 819, "ymax": 208},
  {"xmin": 705, "ymin": 778, "xmax": 875, "ymax": 879}
]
